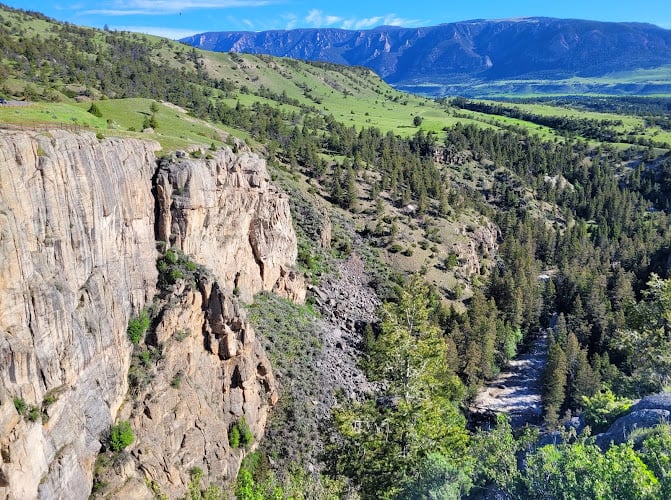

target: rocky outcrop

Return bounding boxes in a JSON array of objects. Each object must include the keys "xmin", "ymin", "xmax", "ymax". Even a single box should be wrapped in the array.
[
  {"xmin": 454, "ymin": 221, "xmax": 500, "ymax": 278},
  {"xmin": 0, "ymin": 130, "xmax": 159, "ymax": 499},
  {"xmin": 155, "ymin": 150, "xmax": 305, "ymax": 303},
  {"xmin": 595, "ymin": 393, "xmax": 671, "ymax": 449},
  {"xmin": 101, "ymin": 275, "xmax": 277, "ymax": 498},
  {"xmin": 0, "ymin": 131, "xmax": 301, "ymax": 499}
]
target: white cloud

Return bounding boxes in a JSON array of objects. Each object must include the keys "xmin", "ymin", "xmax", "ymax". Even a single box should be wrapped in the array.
[
  {"xmin": 282, "ymin": 13, "xmax": 297, "ymax": 30},
  {"xmin": 341, "ymin": 14, "xmax": 419, "ymax": 30},
  {"xmin": 341, "ymin": 16, "xmax": 380, "ymax": 30},
  {"xmin": 115, "ymin": 25, "xmax": 203, "ymax": 38},
  {"xmin": 301, "ymin": 11, "xmax": 419, "ymax": 30},
  {"xmin": 305, "ymin": 9, "xmax": 342, "ymax": 27},
  {"xmin": 85, "ymin": 0, "xmax": 274, "ymax": 16}
]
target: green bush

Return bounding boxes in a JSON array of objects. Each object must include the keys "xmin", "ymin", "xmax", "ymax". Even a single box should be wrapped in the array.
[
  {"xmin": 127, "ymin": 310, "xmax": 150, "ymax": 344},
  {"xmin": 13, "ymin": 397, "xmax": 26, "ymax": 415},
  {"xmin": 229, "ymin": 417, "xmax": 253, "ymax": 449},
  {"xmin": 157, "ymin": 259, "xmax": 169, "ymax": 274},
  {"xmin": 13, "ymin": 397, "xmax": 41, "ymax": 422},
  {"xmin": 174, "ymin": 330, "xmax": 191, "ymax": 342},
  {"xmin": 239, "ymin": 418, "xmax": 253, "ymax": 447},
  {"xmin": 109, "ymin": 420, "xmax": 134, "ymax": 452},
  {"xmin": 445, "ymin": 252, "xmax": 459, "ymax": 270},
  {"xmin": 229, "ymin": 425, "xmax": 241, "ymax": 448},
  {"xmin": 27, "ymin": 406, "xmax": 41, "ymax": 422},
  {"xmin": 88, "ymin": 103, "xmax": 103, "ymax": 117},
  {"xmin": 165, "ymin": 249, "xmax": 178, "ymax": 264},
  {"xmin": 581, "ymin": 389, "xmax": 632, "ymax": 433},
  {"xmin": 42, "ymin": 393, "xmax": 57, "ymax": 407}
]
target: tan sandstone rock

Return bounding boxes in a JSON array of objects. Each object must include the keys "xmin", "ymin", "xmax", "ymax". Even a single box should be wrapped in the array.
[
  {"xmin": 155, "ymin": 149, "xmax": 306, "ymax": 304},
  {"xmin": 0, "ymin": 130, "xmax": 159, "ymax": 499}
]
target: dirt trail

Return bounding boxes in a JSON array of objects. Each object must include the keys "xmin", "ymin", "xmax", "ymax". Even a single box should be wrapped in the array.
[{"xmin": 471, "ymin": 329, "xmax": 550, "ymax": 427}]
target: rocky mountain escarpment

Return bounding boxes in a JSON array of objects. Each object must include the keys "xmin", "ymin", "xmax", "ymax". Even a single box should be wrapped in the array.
[
  {"xmin": 0, "ymin": 131, "xmax": 303, "ymax": 499},
  {"xmin": 182, "ymin": 18, "xmax": 671, "ymax": 95}
]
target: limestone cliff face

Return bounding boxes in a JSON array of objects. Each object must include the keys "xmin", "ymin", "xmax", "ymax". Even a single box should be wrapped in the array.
[
  {"xmin": 155, "ymin": 150, "xmax": 305, "ymax": 304},
  {"xmin": 107, "ymin": 276, "xmax": 277, "ymax": 498},
  {"xmin": 0, "ymin": 131, "xmax": 300, "ymax": 499},
  {"xmin": 0, "ymin": 130, "xmax": 159, "ymax": 499}
]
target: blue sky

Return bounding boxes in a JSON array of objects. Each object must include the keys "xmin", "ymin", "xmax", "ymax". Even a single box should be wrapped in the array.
[{"xmin": 9, "ymin": 0, "xmax": 671, "ymax": 39}]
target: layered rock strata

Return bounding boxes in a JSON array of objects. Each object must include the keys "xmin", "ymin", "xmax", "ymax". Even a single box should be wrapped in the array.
[{"xmin": 0, "ymin": 131, "xmax": 301, "ymax": 499}]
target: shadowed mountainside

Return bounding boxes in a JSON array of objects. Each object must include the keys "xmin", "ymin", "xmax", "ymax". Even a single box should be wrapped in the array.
[{"xmin": 182, "ymin": 17, "xmax": 671, "ymax": 96}]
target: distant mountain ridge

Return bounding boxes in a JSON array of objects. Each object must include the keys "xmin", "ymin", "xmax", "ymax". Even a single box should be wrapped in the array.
[{"xmin": 182, "ymin": 17, "xmax": 671, "ymax": 96}]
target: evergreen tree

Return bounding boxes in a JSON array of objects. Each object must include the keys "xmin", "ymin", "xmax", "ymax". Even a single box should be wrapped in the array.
[
  {"xmin": 542, "ymin": 340, "xmax": 568, "ymax": 426},
  {"xmin": 330, "ymin": 277, "xmax": 470, "ymax": 498}
]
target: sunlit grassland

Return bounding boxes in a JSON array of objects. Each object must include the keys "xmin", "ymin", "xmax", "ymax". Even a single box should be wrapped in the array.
[
  {"xmin": 0, "ymin": 102, "xmax": 106, "ymax": 128},
  {"xmin": 76, "ymin": 98, "xmax": 225, "ymax": 150},
  {"xmin": 496, "ymin": 101, "xmax": 671, "ymax": 147},
  {"xmin": 201, "ymin": 51, "xmax": 489, "ymax": 136},
  {"xmin": 0, "ymin": 99, "xmax": 228, "ymax": 151}
]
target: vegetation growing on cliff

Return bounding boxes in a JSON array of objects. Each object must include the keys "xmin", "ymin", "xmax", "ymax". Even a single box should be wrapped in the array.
[
  {"xmin": 127, "ymin": 310, "xmax": 150, "ymax": 344},
  {"xmin": 109, "ymin": 421, "xmax": 134, "ymax": 452}
]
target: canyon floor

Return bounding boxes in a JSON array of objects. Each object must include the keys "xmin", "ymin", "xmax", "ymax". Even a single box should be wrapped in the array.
[{"xmin": 472, "ymin": 331, "xmax": 550, "ymax": 427}]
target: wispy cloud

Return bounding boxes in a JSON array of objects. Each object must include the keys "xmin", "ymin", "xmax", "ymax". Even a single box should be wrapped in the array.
[
  {"xmin": 341, "ymin": 14, "xmax": 419, "ymax": 30},
  {"xmin": 282, "ymin": 13, "xmax": 297, "ymax": 30},
  {"xmin": 299, "ymin": 11, "xmax": 420, "ymax": 30},
  {"xmin": 305, "ymin": 9, "xmax": 342, "ymax": 27},
  {"xmin": 85, "ymin": 0, "xmax": 274, "ymax": 16},
  {"xmin": 115, "ymin": 25, "xmax": 202, "ymax": 38}
]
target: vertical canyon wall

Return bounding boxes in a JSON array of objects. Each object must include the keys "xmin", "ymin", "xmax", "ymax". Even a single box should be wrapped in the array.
[
  {"xmin": 155, "ymin": 150, "xmax": 305, "ymax": 304},
  {"xmin": 0, "ymin": 130, "xmax": 159, "ymax": 499},
  {"xmin": 0, "ymin": 131, "xmax": 302, "ymax": 499}
]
